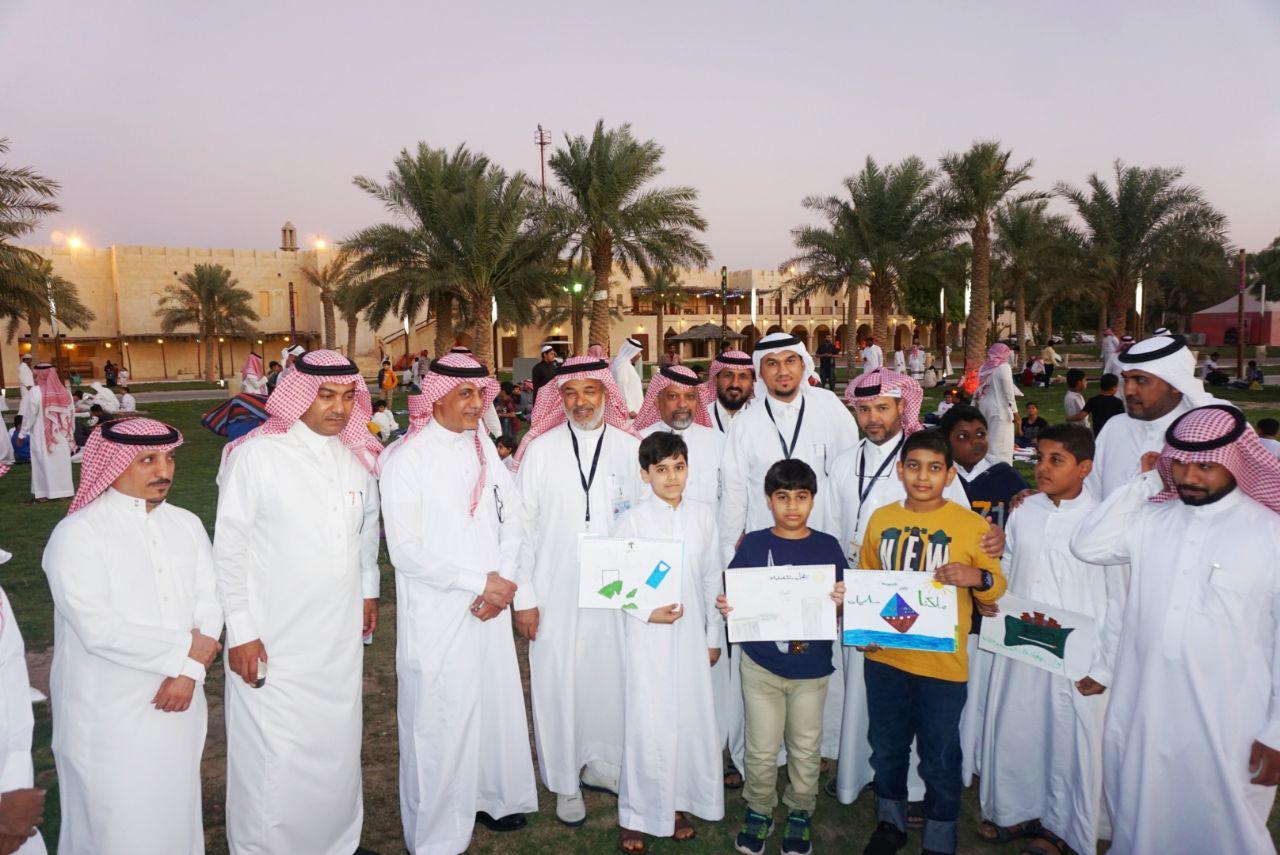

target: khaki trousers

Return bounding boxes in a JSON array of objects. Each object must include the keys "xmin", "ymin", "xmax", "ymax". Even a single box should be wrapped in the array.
[{"xmin": 740, "ymin": 652, "xmax": 830, "ymax": 815}]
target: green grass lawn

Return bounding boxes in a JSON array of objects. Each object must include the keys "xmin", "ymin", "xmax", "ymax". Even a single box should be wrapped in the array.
[{"xmin": 2, "ymin": 395, "xmax": 1277, "ymax": 853}]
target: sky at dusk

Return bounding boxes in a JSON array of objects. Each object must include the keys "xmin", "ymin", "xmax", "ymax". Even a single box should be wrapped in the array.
[{"xmin": 3, "ymin": 0, "xmax": 1278, "ymax": 267}]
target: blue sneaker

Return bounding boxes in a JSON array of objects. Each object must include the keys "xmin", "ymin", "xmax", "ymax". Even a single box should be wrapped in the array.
[
  {"xmin": 734, "ymin": 807, "xmax": 774, "ymax": 854},
  {"xmin": 782, "ymin": 810, "xmax": 813, "ymax": 855}
]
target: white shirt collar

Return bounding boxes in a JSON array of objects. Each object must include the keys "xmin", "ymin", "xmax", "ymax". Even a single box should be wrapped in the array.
[
  {"xmin": 957, "ymin": 455, "xmax": 998, "ymax": 480},
  {"xmin": 765, "ymin": 391, "xmax": 803, "ymax": 413},
  {"xmin": 425, "ymin": 417, "xmax": 471, "ymax": 446},
  {"xmin": 102, "ymin": 486, "xmax": 157, "ymax": 518},
  {"xmin": 861, "ymin": 432, "xmax": 904, "ymax": 466},
  {"xmin": 289, "ymin": 418, "xmax": 338, "ymax": 453}
]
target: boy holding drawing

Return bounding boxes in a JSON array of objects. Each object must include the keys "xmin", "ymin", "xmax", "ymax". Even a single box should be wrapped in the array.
[
  {"xmin": 715, "ymin": 459, "xmax": 847, "ymax": 855},
  {"xmin": 612, "ymin": 431, "xmax": 724, "ymax": 853},
  {"xmin": 977, "ymin": 424, "xmax": 1122, "ymax": 855},
  {"xmin": 856, "ymin": 429, "xmax": 1006, "ymax": 855}
]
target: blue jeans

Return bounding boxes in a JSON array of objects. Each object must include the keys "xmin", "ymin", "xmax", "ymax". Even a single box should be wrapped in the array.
[{"xmin": 864, "ymin": 659, "xmax": 967, "ymax": 854}]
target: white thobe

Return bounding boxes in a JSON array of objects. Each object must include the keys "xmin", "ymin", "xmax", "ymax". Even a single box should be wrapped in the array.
[
  {"xmin": 0, "ymin": 420, "xmax": 12, "ymax": 467},
  {"xmin": 639, "ymin": 421, "xmax": 723, "ymax": 505},
  {"xmin": 517, "ymin": 421, "xmax": 643, "ymax": 794},
  {"xmin": 980, "ymin": 493, "xmax": 1124, "ymax": 855},
  {"xmin": 614, "ymin": 361, "xmax": 645, "ymax": 416},
  {"xmin": 371, "ymin": 409, "xmax": 399, "ymax": 441},
  {"xmin": 711, "ymin": 399, "xmax": 749, "ymax": 436},
  {"xmin": 16, "ymin": 363, "xmax": 34, "ymax": 425},
  {"xmin": 829, "ymin": 436, "xmax": 969, "ymax": 803},
  {"xmin": 483, "ymin": 402, "xmax": 502, "ymax": 437},
  {"xmin": 1085, "ymin": 398, "xmax": 1200, "ymax": 499},
  {"xmin": 861, "ymin": 345, "xmax": 884, "ymax": 374},
  {"xmin": 119, "ymin": 393, "xmax": 137, "ymax": 412},
  {"xmin": 892, "ymin": 350, "xmax": 906, "ymax": 373},
  {"xmin": 92, "ymin": 387, "xmax": 119, "ymax": 413},
  {"xmin": 614, "ymin": 496, "xmax": 724, "ymax": 835},
  {"xmin": 719, "ymin": 387, "xmax": 858, "ymax": 760},
  {"xmin": 27, "ymin": 388, "xmax": 73, "ymax": 500},
  {"xmin": 240, "ymin": 375, "xmax": 267, "ymax": 396},
  {"xmin": 1100, "ymin": 335, "xmax": 1119, "ymax": 376},
  {"xmin": 381, "ymin": 420, "xmax": 537, "ymax": 855},
  {"xmin": 908, "ymin": 351, "xmax": 926, "ymax": 379},
  {"xmin": 214, "ymin": 421, "xmax": 381, "ymax": 855},
  {"xmin": 976, "ymin": 363, "xmax": 1019, "ymax": 465},
  {"xmin": 44, "ymin": 490, "xmax": 221, "ymax": 855},
  {"xmin": 1071, "ymin": 471, "xmax": 1280, "ymax": 855},
  {"xmin": 0, "ymin": 588, "xmax": 47, "ymax": 855}
]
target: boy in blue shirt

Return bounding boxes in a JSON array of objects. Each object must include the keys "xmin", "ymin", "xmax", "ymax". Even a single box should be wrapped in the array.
[{"xmin": 716, "ymin": 459, "xmax": 847, "ymax": 855}]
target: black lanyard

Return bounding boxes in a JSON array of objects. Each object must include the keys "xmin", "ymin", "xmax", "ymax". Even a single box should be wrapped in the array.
[
  {"xmin": 857, "ymin": 435, "xmax": 905, "ymax": 506},
  {"xmin": 714, "ymin": 405, "xmax": 725, "ymax": 434},
  {"xmin": 568, "ymin": 423, "xmax": 607, "ymax": 522},
  {"xmin": 764, "ymin": 397, "xmax": 806, "ymax": 460}
]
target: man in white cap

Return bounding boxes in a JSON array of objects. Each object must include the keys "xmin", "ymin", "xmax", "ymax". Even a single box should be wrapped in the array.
[
  {"xmin": 380, "ymin": 354, "xmax": 537, "ymax": 854},
  {"xmin": 215, "ymin": 349, "xmax": 383, "ymax": 855},
  {"xmin": 633, "ymin": 365, "xmax": 722, "ymax": 504},
  {"xmin": 719, "ymin": 331, "xmax": 859, "ymax": 563},
  {"xmin": 611, "ymin": 337, "xmax": 646, "ymax": 418},
  {"xmin": 43, "ymin": 417, "xmax": 221, "ymax": 854},
  {"xmin": 1088, "ymin": 334, "xmax": 1219, "ymax": 499},
  {"xmin": 702, "ymin": 350, "xmax": 754, "ymax": 433},
  {"xmin": 511, "ymin": 356, "xmax": 644, "ymax": 826},
  {"xmin": 1071, "ymin": 404, "xmax": 1280, "ymax": 854}
]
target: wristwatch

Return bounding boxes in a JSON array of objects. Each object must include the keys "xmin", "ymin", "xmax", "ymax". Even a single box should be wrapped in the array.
[{"xmin": 976, "ymin": 570, "xmax": 994, "ymax": 592}]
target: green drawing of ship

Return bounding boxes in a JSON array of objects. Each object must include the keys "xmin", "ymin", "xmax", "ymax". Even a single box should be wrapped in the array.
[{"xmin": 1003, "ymin": 611, "xmax": 1074, "ymax": 659}]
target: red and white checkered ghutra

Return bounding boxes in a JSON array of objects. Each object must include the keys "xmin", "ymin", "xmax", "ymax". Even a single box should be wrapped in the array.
[
  {"xmin": 633, "ymin": 364, "xmax": 712, "ymax": 431},
  {"xmin": 1152, "ymin": 404, "xmax": 1280, "ymax": 513},
  {"xmin": 69, "ymin": 417, "xmax": 184, "ymax": 514},
  {"xmin": 512, "ymin": 356, "xmax": 641, "ymax": 468},
  {"xmin": 846, "ymin": 368, "xmax": 925, "ymax": 436}
]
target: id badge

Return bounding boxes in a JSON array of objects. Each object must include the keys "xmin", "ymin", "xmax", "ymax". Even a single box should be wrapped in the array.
[
  {"xmin": 812, "ymin": 443, "xmax": 829, "ymax": 475},
  {"xmin": 609, "ymin": 475, "xmax": 631, "ymax": 521}
]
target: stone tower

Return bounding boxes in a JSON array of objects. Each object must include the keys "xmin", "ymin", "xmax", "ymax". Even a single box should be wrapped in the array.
[{"xmin": 280, "ymin": 221, "xmax": 298, "ymax": 252}]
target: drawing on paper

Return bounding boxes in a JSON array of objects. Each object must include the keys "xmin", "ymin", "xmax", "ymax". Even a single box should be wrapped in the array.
[{"xmin": 578, "ymin": 536, "xmax": 684, "ymax": 613}]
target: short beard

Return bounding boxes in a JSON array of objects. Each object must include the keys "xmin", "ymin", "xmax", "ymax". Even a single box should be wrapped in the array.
[
  {"xmin": 667, "ymin": 412, "xmax": 693, "ymax": 430},
  {"xmin": 718, "ymin": 391, "xmax": 747, "ymax": 412},
  {"xmin": 1177, "ymin": 479, "xmax": 1236, "ymax": 507},
  {"xmin": 569, "ymin": 407, "xmax": 604, "ymax": 431}
]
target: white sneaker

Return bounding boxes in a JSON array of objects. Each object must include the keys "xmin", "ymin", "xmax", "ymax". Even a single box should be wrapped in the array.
[
  {"xmin": 556, "ymin": 790, "xmax": 586, "ymax": 826},
  {"xmin": 580, "ymin": 763, "xmax": 620, "ymax": 795}
]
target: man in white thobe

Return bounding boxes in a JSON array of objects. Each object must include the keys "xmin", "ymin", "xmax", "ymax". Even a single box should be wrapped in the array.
[
  {"xmin": 980, "ymin": 426, "xmax": 1123, "ymax": 855},
  {"xmin": 611, "ymin": 337, "xmax": 645, "ymax": 418},
  {"xmin": 701, "ymin": 349, "xmax": 755, "ymax": 434},
  {"xmin": 43, "ymin": 418, "xmax": 221, "ymax": 855},
  {"xmin": 634, "ymin": 365, "xmax": 722, "ymax": 505},
  {"xmin": 215, "ymin": 349, "xmax": 383, "ymax": 855},
  {"xmin": 511, "ymin": 356, "xmax": 644, "ymax": 825},
  {"xmin": 26, "ymin": 364, "xmax": 74, "ymax": 502},
  {"xmin": 1087, "ymin": 334, "xmax": 1218, "ymax": 499},
  {"xmin": 719, "ymin": 332, "xmax": 859, "ymax": 762},
  {"xmin": 15, "ymin": 356, "xmax": 34, "ymax": 427},
  {"xmin": 1100, "ymin": 328, "xmax": 1120, "ymax": 378},
  {"xmin": 1071, "ymin": 404, "xmax": 1280, "ymax": 854},
  {"xmin": 614, "ymin": 432, "xmax": 724, "ymax": 845},
  {"xmin": 829, "ymin": 369, "xmax": 974, "ymax": 804},
  {"xmin": 975, "ymin": 343, "xmax": 1020, "ymax": 465},
  {"xmin": 380, "ymin": 354, "xmax": 537, "ymax": 854},
  {"xmin": 860, "ymin": 338, "xmax": 884, "ymax": 375},
  {"xmin": 0, "ymin": 576, "xmax": 46, "ymax": 855}
]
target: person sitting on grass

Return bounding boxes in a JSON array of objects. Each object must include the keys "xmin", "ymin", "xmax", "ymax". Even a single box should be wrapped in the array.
[
  {"xmin": 1015, "ymin": 402, "xmax": 1048, "ymax": 448},
  {"xmin": 118, "ymin": 386, "xmax": 136, "ymax": 412},
  {"xmin": 857, "ymin": 429, "xmax": 1006, "ymax": 855},
  {"xmin": 978, "ymin": 424, "xmax": 1122, "ymax": 855},
  {"xmin": 613, "ymin": 431, "xmax": 725, "ymax": 854},
  {"xmin": 369, "ymin": 398, "xmax": 399, "ymax": 442},
  {"xmin": 8, "ymin": 416, "xmax": 29, "ymax": 464},
  {"xmin": 716, "ymin": 459, "xmax": 847, "ymax": 855}
]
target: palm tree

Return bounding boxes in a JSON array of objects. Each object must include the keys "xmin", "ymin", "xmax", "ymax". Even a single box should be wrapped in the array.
[
  {"xmin": 334, "ymin": 274, "xmax": 375, "ymax": 359},
  {"xmin": 547, "ymin": 120, "xmax": 710, "ymax": 347},
  {"xmin": 640, "ymin": 268, "xmax": 687, "ymax": 354},
  {"xmin": 1056, "ymin": 161, "xmax": 1226, "ymax": 336},
  {"xmin": 785, "ymin": 156, "xmax": 952, "ymax": 353},
  {"xmin": 300, "ymin": 249, "xmax": 357, "ymax": 348},
  {"xmin": 993, "ymin": 199, "xmax": 1072, "ymax": 347},
  {"xmin": 0, "ymin": 137, "xmax": 60, "ymax": 381},
  {"xmin": 540, "ymin": 263, "xmax": 623, "ymax": 354},
  {"xmin": 5, "ymin": 258, "xmax": 95, "ymax": 368},
  {"xmin": 348, "ymin": 143, "xmax": 560, "ymax": 370},
  {"xmin": 155, "ymin": 263, "xmax": 259, "ymax": 381},
  {"xmin": 938, "ymin": 141, "xmax": 1043, "ymax": 371}
]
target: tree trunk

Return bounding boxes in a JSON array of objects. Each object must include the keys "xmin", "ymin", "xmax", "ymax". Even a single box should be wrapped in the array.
[
  {"xmin": 656, "ymin": 304, "xmax": 665, "ymax": 358},
  {"xmin": 203, "ymin": 321, "xmax": 216, "ymax": 381},
  {"xmin": 588, "ymin": 242, "xmax": 613, "ymax": 349},
  {"xmin": 28, "ymin": 315, "xmax": 41, "ymax": 365},
  {"xmin": 1014, "ymin": 277, "xmax": 1028, "ymax": 347},
  {"xmin": 345, "ymin": 316, "xmax": 359, "ymax": 360},
  {"xmin": 1098, "ymin": 295, "xmax": 1108, "ymax": 335},
  {"xmin": 321, "ymin": 291, "xmax": 337, "ymax": 349},
  {"xmin": 842, "ymin": 293, "xmax": 856, "ymax": 369},
  {"xmin": 869, "ymin": 274, "xmax": 893, "ymax": 349},
  {"xmin": 964, "ymin": 218, "xmax": 992, "ymax": 373},
  {"xmin": 1041, "ymin": 304, "xmax": 1055, "ymax": 345},
  {"xmin": 572, "ymin": 305, "xmax": 583, "ymax": 355},
  {"xmin": 433, "ymin": 294, "xmax": 454, "ymax": 358},
  {"xmin": 1108, "ymin": 282, "xmax": 1131, "ymax": 338},
  {"xmin": 470, "ymin": 288, "xmax": 495, "ymax": 372}
]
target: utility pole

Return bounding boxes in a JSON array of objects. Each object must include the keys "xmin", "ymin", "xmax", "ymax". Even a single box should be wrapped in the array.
[
  {"xmin": 1237, "ymin": 248, "xmax": 1247, "ymax": 380},
  {"xmin": 287, "ymin": 281, "xmax": 298, "ymax": 344},
  {"xmin": 719, "ymin": 266, "xmax": 728, "ymax": 354},
  {"xmin": 535, "ymin": 124, "xmax": 551, "ymax": 200}
]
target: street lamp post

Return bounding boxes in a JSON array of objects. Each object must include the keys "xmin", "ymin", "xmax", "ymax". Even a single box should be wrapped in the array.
[
  {"xmin": 158, "ymin": 339, "xmax": 168, "ymax": 379},
  {"xmin": 719, "ymin": 266, "xmax": 728, "ymax": 354}
]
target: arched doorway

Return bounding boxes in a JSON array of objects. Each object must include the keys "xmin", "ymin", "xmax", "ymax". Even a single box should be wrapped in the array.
[
  {"xmin": 814, "ymin": 324, "xmax": 832, "ymax": 345},
  {"xmin": 894, "ymin": 325, "xmax": 911, "ymax": 351},
  {"xmin": 835, "ymin": 323, "xmax": 849, "ymax": 354},
  {"xmin": 766, "ymin": 323, "xmax": 783, "ymax": 335},
  {"xmin": 741, "ymin": 323, "xmax": 760, "ymax": 351},
  {"xmin": 790, "ymin": 325, "xmax": 810, "ymax": 348}
]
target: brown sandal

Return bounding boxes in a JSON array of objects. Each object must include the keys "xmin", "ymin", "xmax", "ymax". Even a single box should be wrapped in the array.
[
  {"xmin": 1021, "ymin": 828, "xmax": 1074, "ymax": 855},
  {"xmin": 673, "ymin": 811, "xmax": 696, "ymax": 842},
  {"xmin": 977, "ymin": 819, "xmax": 1042, "ymax": 844},
  {"xmin": 618, "ymin": 827, "xmax": 648, "ymax": 854}
]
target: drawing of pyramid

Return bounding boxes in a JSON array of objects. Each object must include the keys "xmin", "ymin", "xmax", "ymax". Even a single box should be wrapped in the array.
[{"xmin": 880, "ymin": 593, "xmax": 919, "ymax": 634}]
